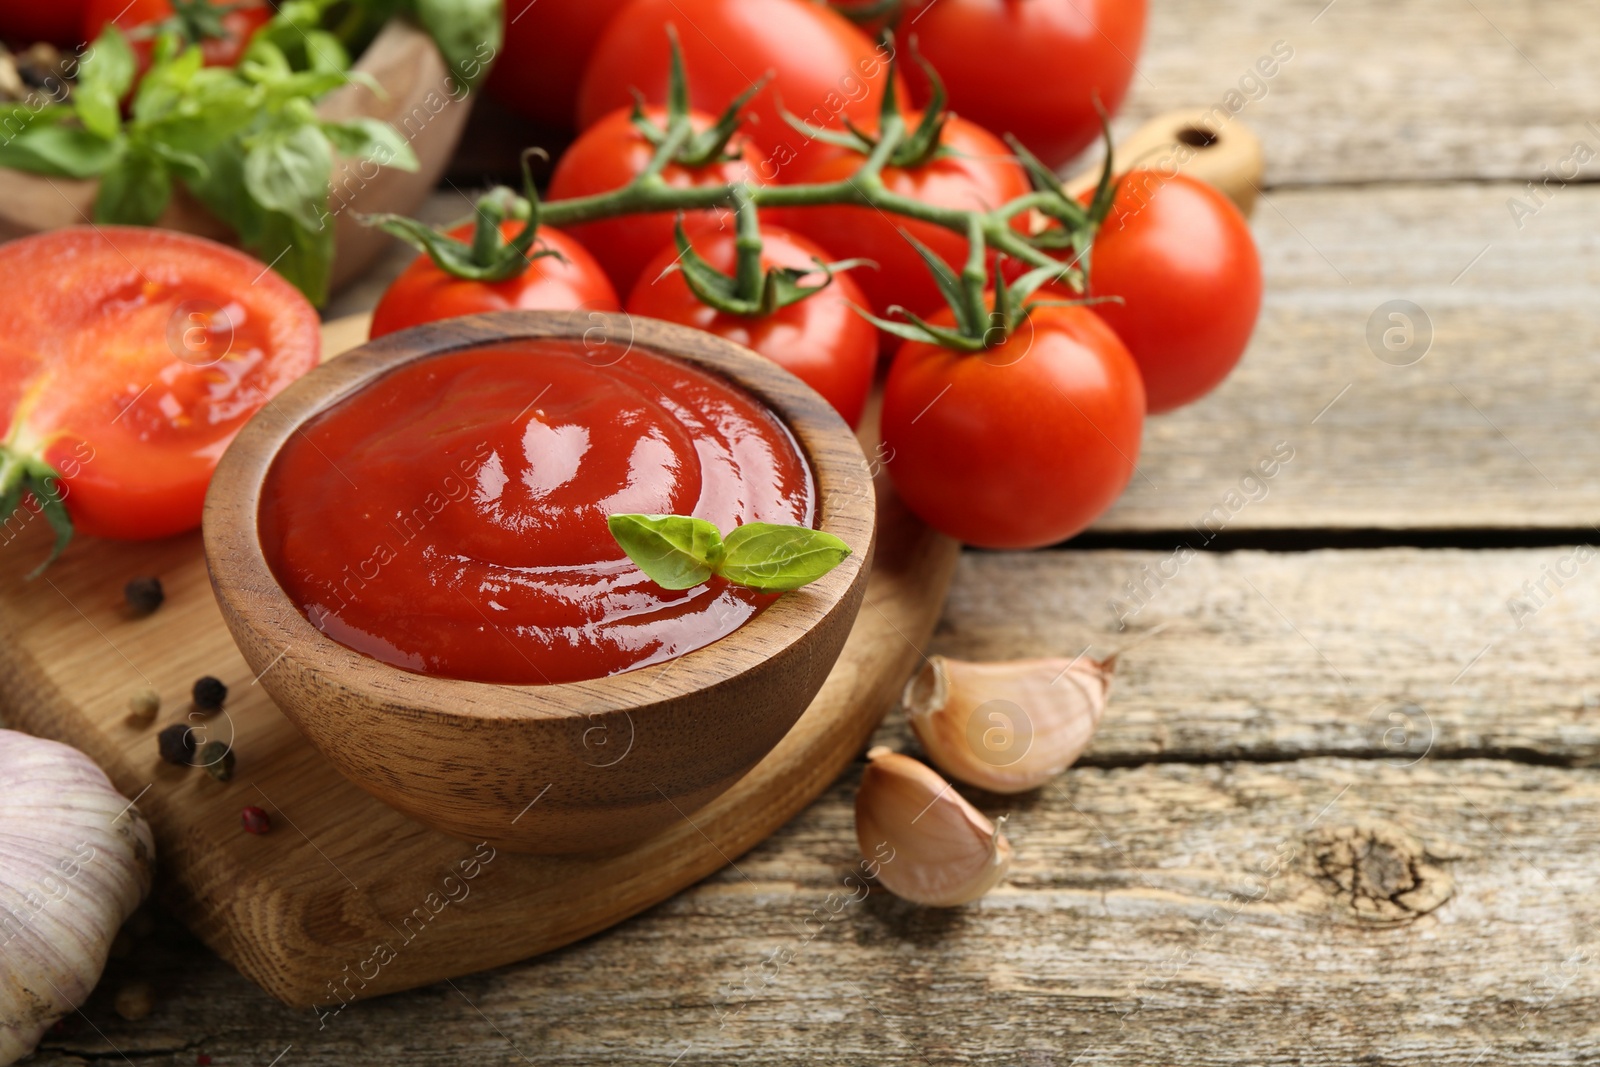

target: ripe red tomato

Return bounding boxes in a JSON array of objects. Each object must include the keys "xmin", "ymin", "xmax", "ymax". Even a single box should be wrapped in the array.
[
  {"xmin": 908, "ymin": 0, "xmax": 1146, "ymax": 170},
  {"xmin": 0, "ymin": 227, "xmax": 320, "ymax": 545},
  {"xmin": 547, "ymin": 105, "xmax": 762, "ymax": 297},
  {"xmin": 83, "ymin": 0, "xmax": 271, "ymax": 75},
  {"xmin": 880, "ymin": 303, "xmax": 1145, "ymax": 548},
  {"xmin": 627, "ymin": 223, "xmax": 877, "ymax": 427},
  {"xmin": 576, "ymin": 0, "xmax": 902, "ymax": 179},
  {"xmin": 370, "ymin": 221, "xmax": 621, "ymax": 338},
  {"xmin": 1, "ymin": 1, "xmax": 90, "ymax": 47},
  {"xmin": 779, "ymin": 111, "xmax": 1030, "ymax": 335},
  {"xmin": 485, "ymin": 0, "xmax": 631, "ymax": 129},
  {"xmin": 1085, "ymin": 171, "xmax": 1262, "ymax": 413}
]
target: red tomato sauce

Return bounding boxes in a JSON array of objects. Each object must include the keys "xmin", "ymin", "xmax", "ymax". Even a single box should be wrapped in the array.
[{"xmin": 259, "ymin": 340, "xmax": 815, "ymax": 685}]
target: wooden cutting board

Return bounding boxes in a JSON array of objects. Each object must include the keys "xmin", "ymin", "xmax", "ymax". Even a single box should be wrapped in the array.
[{"xmin": 0, "ymin": 314, "xmax": 958, "ymax": 1008}]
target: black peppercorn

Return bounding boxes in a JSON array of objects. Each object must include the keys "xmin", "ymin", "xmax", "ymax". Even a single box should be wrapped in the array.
[
  {"xmin": 192, "ymin": 675, "xmax": 228, "ymax": 714},
  {"xmin": 157, "ymin": 723, "xmax": 196, "ymax": 765},
  {"xmin": 123, "ymin": 576, "xmax": 164, "ymax": 616}
]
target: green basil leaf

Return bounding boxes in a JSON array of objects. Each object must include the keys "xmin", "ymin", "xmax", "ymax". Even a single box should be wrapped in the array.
[
  {"xmin": 75, "ymin": 27, "xmax": 136, "ymax": 139},
  {"xmin": 607, "ymin": 514, "xmax": 726, "ymax": 591},
  {"xmin": 410, "ymin": 0, "xmax": 503, "ymax": 89},
  {"xmin": 254, "ymin": 208, "xmax": 335, "ymax": 306},
  {"xmin": 131, "ymin": 43, "xmax": 207, "ymax": 122},
  {"xmin": 185, "ymin": 140, "xmax": 265, "ymax": 244},
  {"xmin": 322, "ymin": 117, "xmax": 419, "ymax": 172},
  {"xmin": 717, "ymin": 523, "xmax": 851, "ymax": 592},
  {"xmin": 0, "ymin": 125, "xmax": 122, "ymax": 178},
  {"xmin": 94, "ymin": 146, "xmax": 173, "ymax": 225},
  {"xmin": 300, "ymin": 29, "xmax": 351, "ymax": 74},
  {"xmin": 239, "ymin": 36, "xmax": 296, "ymax": 83},
  {"xmin": 0, "ymin": 103, "xmax": 70, "ymax": 142},
  {"xmin": 244, "ymin": 123, "xmax": 333, "ymax": 233}
]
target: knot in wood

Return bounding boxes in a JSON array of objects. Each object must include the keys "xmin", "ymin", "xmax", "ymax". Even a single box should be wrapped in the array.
[{"xmin": 1306, "ymin": 821, "xmax": 1454, "ymax": 923}]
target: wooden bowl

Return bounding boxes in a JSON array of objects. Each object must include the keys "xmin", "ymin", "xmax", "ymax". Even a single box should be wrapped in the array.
[
  {"xmin": 202, "ymin": 311, "xmax": 878, "ymax": 855},
  {"xmin": 0, "ymin": 19, "xmax": 471, "ymax": 296}
]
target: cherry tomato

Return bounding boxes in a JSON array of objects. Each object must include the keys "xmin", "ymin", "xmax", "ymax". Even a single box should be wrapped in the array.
[
  {"xmin": 0, "ymin": 227, "xmax": 320, "ymax": 543},
  {"xmin": 880, "ymin": 303, "xmax": 1144, "ymax": 548},
  {"xmin": 1, "ymin": 1, "xmax": 90, "ymax": 47},
  {"xmin": 627, "ymin": 222, "xmax": 877, "ymax": 427},
  {"xmin": 485, "ymin": 0, "xmax": 631, "ymax": 129},
  {"xmin": 576, "ymin": 0, "xmax": 903, "ymax": 179},
  {"xmin": 369, "ymin": 221, "xmax": 621, "ymax": 339},
  {"xmin": 83, "ymin": 0, "xmax": 271, "ymax": 76},
  {"xmin": 1085, "ymin": 171, "xmax": 1262, "ymax": 413},
  {"xmin": 547, "ymin": 105, "xmax": 762, "ymax": 297},
  {"xmin": 908, "ymin": 0, "xmax": 1146, "ymax": 170},
  {"xmin": 779, "ymin": 111, "xmax": 1030, "ymax": 334}
]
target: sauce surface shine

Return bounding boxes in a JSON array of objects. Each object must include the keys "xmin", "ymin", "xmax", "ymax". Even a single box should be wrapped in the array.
[{"xmin": 259, "ymin": 340, "xmax": 815, "ymax": 684}]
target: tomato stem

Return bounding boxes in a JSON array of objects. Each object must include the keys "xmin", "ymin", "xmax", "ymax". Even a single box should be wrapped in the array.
[
  {"xmin": 0, "ymin": 444, "xmax": 74, "ymax": 578},
  {"xmin": 363, "ymin": 37, "xmax": 1123, "ymax": 351}
]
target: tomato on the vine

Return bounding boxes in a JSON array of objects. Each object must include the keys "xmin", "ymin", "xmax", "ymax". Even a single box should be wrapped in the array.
[
  {"xmin": 0, "ymin": 227, "xmax": 320, "ymax": 552},
  {"xmin": 1084, "ymin": 170, "xmax": 1262, "ymax": 413},
  {"xmin": 779, "ymin": 111, "xmax": 1030, "ymax": 338},
  {"xmin": 548, "ymin": 105, "xmax": 762, "ymax": 297},
  {"xmin": 908, "ymin": 0, "xmax": 1146, "ymax": 170},
  {"xmin": 627, "ymin": 222, "xmax": 877, "ymax": 427},
  {"xmin": 485, "ymin": 0, "xmax": 631, "ymax": 130},
  {"xmin": 83, "ymin": 0, "xmax": 271, "ymax": 75},
  {"xmin": 370, "ymin": 221, "xmax": 620, "ymax": 338},
  {"xmin": 880, "ymin": 303, "xmax": 1145, "ymax": 549},
  {"xmin": 576, "ymin": 0, "xmax": 902, "ymax": 178}
]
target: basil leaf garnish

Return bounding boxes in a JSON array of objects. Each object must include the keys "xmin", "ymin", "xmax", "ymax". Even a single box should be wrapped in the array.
[
  {"xmin": 608, "ymin": 515, "xmax": 851, "ymax": 594},
  {"xmin": 607, "ymin": 514, "xmax": 726, "ymax": 590},
  {"xmin": 718, "ymin": 523, "xmax": 852, "ymax": 592}
]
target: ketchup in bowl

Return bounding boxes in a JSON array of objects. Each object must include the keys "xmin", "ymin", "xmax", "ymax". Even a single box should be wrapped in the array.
[{"xmin": 257, "ymin": 339, "xmax": 815, "ymax": 685}]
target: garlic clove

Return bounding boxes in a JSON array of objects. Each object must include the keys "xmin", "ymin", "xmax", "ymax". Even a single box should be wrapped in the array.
[
  {"xmin": 855, "ymin": 747, "xmax": 1012, "ymax": 907},
  {"xmin": 0, "ymin": 730, "xmax": 154, "ymax": 1066},
  {"xmin": 902, "ymin": 654, "xmax": 1114, "ymax": 794}
]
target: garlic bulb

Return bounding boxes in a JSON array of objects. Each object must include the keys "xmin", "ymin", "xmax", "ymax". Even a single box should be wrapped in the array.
[
  {"xmin": 1, "ymin": 730, "xmax": 155, "ymax": 1065},
  {"xmin": 855, "ymin": 747, "xmax": 1011, "ymax": 906},
  {"xmin": 903, "ymin": 654, "xmax": 1114, "ymax": 794}
]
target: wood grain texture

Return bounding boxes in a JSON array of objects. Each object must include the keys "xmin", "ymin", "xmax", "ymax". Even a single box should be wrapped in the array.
[
  {"xmin": 0, "ymin": 20, "xmax": 471, "ymax": 294},
  {"xmin": 0, "ymin": 316, "xmax": 955, "ymax": 1005},
  {"xmin": 24, "ymin": 756, "xmax": 1600, "ymax": 1066},
  {"xmin": 1098, "ymin": 181, "xmax": 1600, "ymax": 532},
  {"xmin": 900, "ymin": 549, "xmax": 1600, "ymax": 766},
  {"xmin": 1111, "ymin": 0, "xmax": 1600, "ymax": 185}
]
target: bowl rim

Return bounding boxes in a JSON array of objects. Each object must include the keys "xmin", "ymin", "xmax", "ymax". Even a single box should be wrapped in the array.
[{"xmin": 203, "ymin": 310, "xmax": 878, "ymax": 724}]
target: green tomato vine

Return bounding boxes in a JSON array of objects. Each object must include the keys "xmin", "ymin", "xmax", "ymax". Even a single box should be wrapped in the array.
[{"xmin": 367, "ymin": 33, "xmax": 1123, "ymax": 353}]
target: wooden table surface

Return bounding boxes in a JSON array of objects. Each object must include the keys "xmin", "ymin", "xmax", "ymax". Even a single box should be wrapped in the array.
[{"xmin": 26, "ymin": 0, "xmax": 1600, "ymax": 1063}]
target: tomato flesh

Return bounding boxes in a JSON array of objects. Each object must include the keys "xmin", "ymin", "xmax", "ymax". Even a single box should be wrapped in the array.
[
  {"xmin": 260, "ymin": 340, "xmax": 815, "ymax": 685},
  {"xmin": 0, "ymin": 227, "xmax": 319, "ymax": 542},
  {"xmin": 369, "ymin": 221, "xmax": 621, "ymax": 339},
  {"xmin": 627, "ymin": 222, "xmax": 877, "ymax": 427}
]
